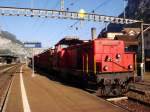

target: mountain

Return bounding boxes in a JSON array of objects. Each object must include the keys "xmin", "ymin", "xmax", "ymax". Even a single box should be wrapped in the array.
[
  {"xmin": 125, "ymin": 0, "xmax": 150, "ymax": 22},
  {"xmin": 0, "ymin": 30, "xmax": 26, "ymax": 56},
  {"xmin": 0, "ymin": 31, "xmax": 23, "ymax": 45}
]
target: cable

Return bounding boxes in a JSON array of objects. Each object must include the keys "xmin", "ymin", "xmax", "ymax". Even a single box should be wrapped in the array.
[
  {"xmin": 31, "ymin": 0, "xmax": 50, "ymax": 34},
  {"xmin": 70, "ymin": 0, "xmax": 80, "ymax": 6},
  {"xmin": 52, "ymin": 0, "xmax": 60, "ymax": 9},
  {"xmin": 34, "ymin": 0, "xmax": 111, "ymax": 39},
  {"xmin": 43, "ymin": 0, "xmax": 49, "ymax": 9},
  {"xmin": 34, "ymin": 0, "xmax": 81, "ymax": 35},
  {"xmin": 66, "ymin": 0, "xmax": 80, "ymax": 10},
  {"xmin": 0, "ymin": 16, "xmax": 12, "ymax": 33},
  {"xmin": 31, "ymin": 0, "xmax": 34, "ymax": 8},
  {"xmin": 92, "ymin": 0, "xmax": 112, "ymax": 13},
  {"xmin": 32, "ymin": 0, "xmax": 63, "ymax": 34},
  {"xmin": 57, "ymin": 20, "xmax": 79, "ymax": 37},
  {"xmin": 54, "ymin": 0, "xmax": 85, "ymax": 35},
  {"xmin": 69, "ymin": 0, "xmax": 113, "ymax": 30}
]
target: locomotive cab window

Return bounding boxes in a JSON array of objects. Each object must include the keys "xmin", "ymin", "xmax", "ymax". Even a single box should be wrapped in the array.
[{"xmin": 61, "ymin": 44, "xmax": 69, "ymax": 48}]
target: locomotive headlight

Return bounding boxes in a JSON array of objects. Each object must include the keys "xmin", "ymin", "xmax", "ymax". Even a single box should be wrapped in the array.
[
  {"xmin": 128, "ymin": 65, "xmax": 133, "ymax": 69},
  {"xmin": 116, "ymin": 54, "xmax": 121, "ymax": 59},
  {"xmin": 103, "ymin": 65, "xmax": 108, "ymax": 71},
  {"xmin": 105, "ymin": 56, "xmax": 112, "ymax": 62}
]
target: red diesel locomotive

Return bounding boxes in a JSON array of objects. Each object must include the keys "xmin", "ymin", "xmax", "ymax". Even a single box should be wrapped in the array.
[{"xmin": 34, "ymin": 38, "xmax": 135, "ymax": 96}]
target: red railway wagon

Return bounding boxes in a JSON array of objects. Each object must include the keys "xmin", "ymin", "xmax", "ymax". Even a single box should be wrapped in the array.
[
  {"xmin": 34, "ymin": 49, "xmax": 54, "ymax": 71},
  {"xmin": 34, "ymin": 37, "xmax": 135, "ymax": 96}
]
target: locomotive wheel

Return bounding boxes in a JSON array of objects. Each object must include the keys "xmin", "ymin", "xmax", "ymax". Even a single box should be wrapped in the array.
[
  {"xmin": 100, "ymin": 85, "xmax": 125, "ymax": 96},
  {"xmin": 98, "ymin": 79, "xmax": 132, "ymax": 96},
  {"xmin": 100, "ymin": 85, "xmax": 112, "ymax": 96},
  {"xmin": 111, "ymin": 85, "xmax": 122, "ymax": 96},
  {"xmin": 121, "ymin": 83, "xmax": 129, "ymax": 93}
]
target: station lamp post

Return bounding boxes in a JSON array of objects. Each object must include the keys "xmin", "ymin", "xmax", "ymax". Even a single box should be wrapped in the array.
[
  {"xmin": 32, "ymin": 48, "xmax": 35, "ymax": 77},
  {"xmin": 61, "ymin": 0, "xmax": 64, "ymax": 11},
  {"xmin": 24, "ymin": 43, "xmax": 35, "ymax": 77},
  {"xmin": 141, "ymin": 23, "xmax": 150, "ymax": 80}
]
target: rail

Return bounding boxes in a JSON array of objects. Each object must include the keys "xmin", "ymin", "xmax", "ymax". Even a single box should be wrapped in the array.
[{"xmin": 0, "ymin": 64, "xmax": 20, "ymax": 112}]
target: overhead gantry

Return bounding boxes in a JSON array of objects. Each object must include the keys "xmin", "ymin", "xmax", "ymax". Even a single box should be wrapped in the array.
[{"xmin": 0, "ymin": 6, "xmax": 142, "ymax": 24}]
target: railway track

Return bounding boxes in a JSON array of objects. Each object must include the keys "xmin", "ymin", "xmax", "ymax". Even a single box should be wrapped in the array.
[
  {"xmin": 135, "ymin": 81, "xmax": 150, "ymax": 87},
  {"xmin": 106, "ymin": 79, "xmax": 150, "ymax": 112},
  {"xmin": 86, "ymin": 83, "xmax": 150, "ymax": 112},
  {"xmin": 103, "ymin": 87, "xmax": 150, "ymax": 112},
  {"xmin": 57, "ymin": 75, "xmax": 150, "ymax": 112},
  {"xmin": 111, "ymin": 97, "xmax": 150, "ymax": 112},
  {"xmin": 0, "ymin": 64, "xmax": 21, "ymax": 112},
  {"xmin": 130, "ymin": 82, "xmax": 150, "ymax": 94}
]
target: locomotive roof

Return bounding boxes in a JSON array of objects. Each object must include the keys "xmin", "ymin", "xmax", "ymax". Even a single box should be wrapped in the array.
[{"xmin": 56, "ymin": 37, "xmax": 84, "ymax": 46}]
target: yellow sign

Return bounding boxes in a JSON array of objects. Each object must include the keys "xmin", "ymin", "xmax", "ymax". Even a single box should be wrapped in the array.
[{"xmin": 79, "ymin": 9, "xmax": 86, "ymax": 18}]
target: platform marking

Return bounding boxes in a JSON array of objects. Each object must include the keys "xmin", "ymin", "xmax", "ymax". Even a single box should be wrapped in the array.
[
  {"xmin": 0, "ymin": 66, "xmax": 15, "ymax": 73},
  {"xmin": 20, "ymin": 66, "xmax": 31, "ymax": 112}
]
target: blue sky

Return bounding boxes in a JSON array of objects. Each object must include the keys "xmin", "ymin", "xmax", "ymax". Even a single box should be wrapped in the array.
[{"xmin": 0, "ymin": 0, "xmax": 127, "ymax": 47}]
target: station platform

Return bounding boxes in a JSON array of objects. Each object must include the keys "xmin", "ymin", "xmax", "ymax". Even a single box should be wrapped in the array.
[{"xmin": 5, "ymin": 65, "xmax": 127, "ymax": 112}]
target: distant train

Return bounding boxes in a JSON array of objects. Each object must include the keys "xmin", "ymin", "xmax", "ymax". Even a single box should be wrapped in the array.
[{"xmin": 34, "ymin": 37, "xmax": 136, "ymax": 96}]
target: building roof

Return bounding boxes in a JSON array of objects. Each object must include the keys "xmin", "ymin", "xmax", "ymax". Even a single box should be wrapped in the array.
[
  {"xmin": 0, "ymin": 54, "xmax": 18, "ymax": 58},
  {"xmin": 115, "ymin": 35, "xmax": 139, "ymax": 47}
]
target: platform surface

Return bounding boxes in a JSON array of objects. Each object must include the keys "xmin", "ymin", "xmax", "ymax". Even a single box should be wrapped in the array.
[{"xmin": 5, "ymin": 65, "xmax": 127, "ymax": 112}]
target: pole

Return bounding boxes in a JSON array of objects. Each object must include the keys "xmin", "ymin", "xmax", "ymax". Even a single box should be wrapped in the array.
[
  {"xmin": 32, "ymin": 48, "xmax": 35, "ymax": 77},
  {"xmin": 140, "ymin": 23, "xmax": 150, "ymax": 80},
  {"xmin": 61, "ymin": 0, "xmax": 64, "ymax": 11},
  {"xmin": 25, "ymin": 56, "xmax": 27, "ymax": 66},
  {"xmin": 91, "ymin": 27, "xmax": 96, "ymax": 40},
  {"xmin": 123, "ymin": 0, "xmax": 125, "ymax": 19},
  {"xmin": 141, "ymin": 22, "xmax": 144, "ymax": 81}
]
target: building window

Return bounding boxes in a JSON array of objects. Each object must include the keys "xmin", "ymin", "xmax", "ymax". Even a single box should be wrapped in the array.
[{"xmin": 144, "ymin": 33, "xmax": 148, "ymax": 37}]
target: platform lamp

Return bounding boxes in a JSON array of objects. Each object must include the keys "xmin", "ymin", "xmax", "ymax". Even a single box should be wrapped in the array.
[{"xmin": 32, "ymin": 48, "xmax": 35, "ymax": 77}]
